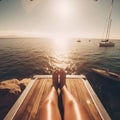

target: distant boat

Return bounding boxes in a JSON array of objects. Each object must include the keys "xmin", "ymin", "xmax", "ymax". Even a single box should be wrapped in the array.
[
  {"xmin": 99, "ymin": 40, "xmax": 115, "ymax": 47},
  {"xmin": 99, "ymin": 0, "xmax": 115, "ymax": 47},
  {"xmin": 77, "ymin": 40, "xmax": 81, "ymax": 42},
  {"xmin": 92, "ymin": 68, "xmax": 120, "ymax": 81}
]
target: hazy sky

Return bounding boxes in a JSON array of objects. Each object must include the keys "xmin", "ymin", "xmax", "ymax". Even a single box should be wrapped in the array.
[{"xmin": 0, "ymin": 0, "xmax": 120, "ymax": 38}]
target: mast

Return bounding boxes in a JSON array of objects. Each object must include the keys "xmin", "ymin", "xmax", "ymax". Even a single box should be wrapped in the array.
[{"xmin": 105, "ymin": 0, "xmax": 114, "ymax": 41}]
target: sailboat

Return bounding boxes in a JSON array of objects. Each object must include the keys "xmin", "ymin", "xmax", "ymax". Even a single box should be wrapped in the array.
[
  {"xmin": 77, "ymin": 39, "xmax": 81, "ymax": 42},
  {"xmin": 99, "ymin": 0, "xmax": 115, "ymax": 47}
]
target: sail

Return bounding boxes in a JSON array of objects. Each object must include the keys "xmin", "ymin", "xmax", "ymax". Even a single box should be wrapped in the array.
[{"xmin": 99, "ymin": 0, "xmax": 115, "ymax": 47}]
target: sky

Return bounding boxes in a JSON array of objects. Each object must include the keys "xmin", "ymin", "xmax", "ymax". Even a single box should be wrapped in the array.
[{"xmin": 0, "ymin": 0, "xmax": 120, "ymax": 39}]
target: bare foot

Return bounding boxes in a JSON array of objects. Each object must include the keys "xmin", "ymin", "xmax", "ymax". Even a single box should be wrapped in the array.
[
  {"xmin": 52, "ymin": 70, "xmax": 59, "ymax": 90},
  {"xmin": 60, "ymin": 69, "xmax": 66, "ymax": 88}
]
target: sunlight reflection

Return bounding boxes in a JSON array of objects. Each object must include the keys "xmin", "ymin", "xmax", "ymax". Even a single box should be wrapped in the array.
[
  {"xmin": 53, "ymin": 37, "xmax": 69, "ymax": 49},
  {"xmin": 51, "ymin": 37, "xmax": 70, "ymax": 69},
  {"xmin": 86, "ymin": 100, "xmax": 91, "ymax": 104}
]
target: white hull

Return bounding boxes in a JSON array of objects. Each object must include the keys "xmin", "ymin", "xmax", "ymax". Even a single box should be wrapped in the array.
[{"xmin": 99, "ymin": 41, "xmax": 115, "ymax": 47}]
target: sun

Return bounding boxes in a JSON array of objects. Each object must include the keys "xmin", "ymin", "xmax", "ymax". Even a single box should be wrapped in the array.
[
  {"xmin": 56, "ymin": 0, "xmax": 72, "ymax": 18},
  {"xmin": 51, "ymin": 0, "xmax": 73, "ymax": 19}
]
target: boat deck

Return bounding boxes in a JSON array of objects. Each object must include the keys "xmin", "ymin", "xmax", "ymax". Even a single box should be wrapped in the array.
[{"xmin": 4, "ymin": 75, "xmax": 111, "ymax": 120}]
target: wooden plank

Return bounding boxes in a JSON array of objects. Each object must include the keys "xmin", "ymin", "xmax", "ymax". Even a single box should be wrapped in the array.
[
  {"xmin": 73, "ymin": 78, "xmax": 96, "ymax": 120},
  {"xmin": 68, "ymin": 78, "xmax": 79, "ymax": 101},
  {"xmin": 39, "ymin": 79, "xmax": 52, "ymax": 106},
  {"xmin": 13, "ymin": 79, "xmax": 45, "ymax": 120},
  {"xmin": 66, "ymin": 78, "xmax": 71, "ymax": 93},
  {"xmin": 78, "ymin": 78, "xmax": 102, "ymax": 120},
  {"xmin": 13, "ymin": 80, "xmax": 40, "ymax": 120},
  {"xmin": 33, "ymin": 75, "xmax": 82, "ymax": 79}
]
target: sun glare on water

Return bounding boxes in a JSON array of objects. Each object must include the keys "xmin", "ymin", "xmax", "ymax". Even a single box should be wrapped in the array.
[
  {"xmin": 51, "ymin": 37, "xmax": 70, "ymax": 69},
  {"xmin": 52, "ymin": 37, "xmax": 69, "ymax": 49}
]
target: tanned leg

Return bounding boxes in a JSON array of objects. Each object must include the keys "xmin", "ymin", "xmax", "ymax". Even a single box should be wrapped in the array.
[
  {"xmin": 60, "ymin": 69, "xmax": 89, "ymax": 120},
  {"xmin": 39, "ymin": 70, "xmax": 61, "ymax": 120}
]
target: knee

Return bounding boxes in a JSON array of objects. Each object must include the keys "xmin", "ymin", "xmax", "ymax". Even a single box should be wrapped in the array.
[
  {"xmin": 43, "ymin": 98, "xmax": 57, "ymax": 107},
  {"xmin": 67, "ymin": 99, "xmax": 77, "ymax": 107}
]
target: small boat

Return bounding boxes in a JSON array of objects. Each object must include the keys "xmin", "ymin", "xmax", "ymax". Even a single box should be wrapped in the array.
[
  {"xmin": 77, "ymin": 40, "xmax": 81, "ymax": 42},
  {"xmin": 99, "ymin": 0, "xmax": 115, "ymax": 47},
  {"xmin": 92, "ymin": 68, "xmax": 120, "ymax": 81}
]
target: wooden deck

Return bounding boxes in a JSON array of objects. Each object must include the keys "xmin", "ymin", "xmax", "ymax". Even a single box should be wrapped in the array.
[{"xmin": 4, "ymin": 75, "xmax": 111, "ymax": 120}]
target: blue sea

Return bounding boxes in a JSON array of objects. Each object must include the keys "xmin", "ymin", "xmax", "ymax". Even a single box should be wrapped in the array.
[{"xmin": 0, "ymin": 38, "xmax": 120, "ymax": 119}]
